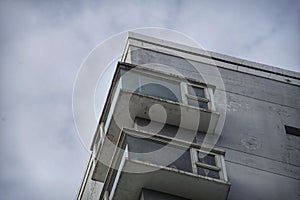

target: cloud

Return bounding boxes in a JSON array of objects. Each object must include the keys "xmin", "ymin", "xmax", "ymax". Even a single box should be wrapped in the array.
[{"xmin": 0, "ymin": 0, "xmax": 299, "ymax": 199}]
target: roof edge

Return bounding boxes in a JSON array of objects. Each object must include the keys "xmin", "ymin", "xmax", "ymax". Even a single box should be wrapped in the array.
[{"xmin": 126, "ymin": 31, "xmax": 300, "ymax": 81}]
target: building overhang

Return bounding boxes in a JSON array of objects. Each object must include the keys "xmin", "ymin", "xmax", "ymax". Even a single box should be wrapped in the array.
[
  {"xmin": 110, "ymin": 158, "xmax": 230, "ymax": 200},
  {"xmin": 92, "ymin": 90, "xmax": 220, "ymax": 182},
  {"xmin": 109, "ymin": 89, "xmax": 220, "ymax": 134}
]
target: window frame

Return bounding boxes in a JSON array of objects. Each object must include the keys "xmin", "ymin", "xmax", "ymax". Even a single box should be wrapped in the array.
[
  {"xmin": 187, "ymin": 84, "xmax": 207, "ymax": 99},
  {"xmin": 125, "ymin": 128, "xmax": 228, "ymax": 182},
  {"xmin": 120, "ymin": 67, "xmax": 183, "ymax": 103},
  {"xmin": 191, "ymin": 148, "xmax": 227, "ymax": 181},
  {"xmin": 119, "ymin": 65, "xmax": 215, "ymax": 111},
  {"xmin": 181, "ymin": 82, "xmax": 213, "ymax": 111}
]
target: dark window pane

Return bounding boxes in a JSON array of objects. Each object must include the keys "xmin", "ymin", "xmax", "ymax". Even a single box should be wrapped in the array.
[
  {"xmin": 197, "ymin": 166, "xmax": 220, "ymax": 179},
  {"xmin": 188, "ymin": 85, "xmax": 205, "ymax": 98},
  {"xmin": 197, "ymin": 152, "xmax": 216, "ymax": 166},
  {"xmin": 285, "ymin": 125, "xmax": 300, "ymax": 137},
  {"xmin": 167, "ymin": 149, "xmax": 193, "ymax": 173},
  {"xmin": 127, "ymin": 135, "xmax": 165, "ymax": 153},
  {"xmin": 139, "ymin": 83, "xmax": 179, "ymax": 102},
  {"xmin": 187, "ymin": 98, "xmax": 208, "ymax": 109},
  {"xmin": 127, "ymin": 135, "xmax": 193, "ymax": 173},
  {"xmin": 120, "ymin": 69, "xmax": 181, "ymax": 103}
]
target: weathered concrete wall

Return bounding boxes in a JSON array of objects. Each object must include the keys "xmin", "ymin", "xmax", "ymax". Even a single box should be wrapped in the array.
[{"xmin": 128, "ymin": 47, "xmax": 300, "ymax": 200}]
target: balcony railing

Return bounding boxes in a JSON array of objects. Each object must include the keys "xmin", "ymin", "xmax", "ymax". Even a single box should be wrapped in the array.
[
  {"xmin": 124, "ymin": 128, "xmax": 228, "ymax": 181},
  {"xmin": 101, "ymin": 128, "xmax": 230, "ymax": 200},
  {"xmin": 91, "ymin": 63, "xmax": 224, "ymax": 196},
  {"xmin": 100, "ymin": 63, "xmax": 220, "ymax": 136}
]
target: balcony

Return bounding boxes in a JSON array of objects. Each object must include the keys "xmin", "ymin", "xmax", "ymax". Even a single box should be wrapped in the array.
[
  {"xmin": 91, "ymin": 62, "xmax": 221, "ymax": 183},
  {"xmin": 100, "ymin": 128, "xmax": 230, "ymax": 200}
]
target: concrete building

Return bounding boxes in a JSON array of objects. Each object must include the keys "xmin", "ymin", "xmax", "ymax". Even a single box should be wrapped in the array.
[{"xmin": 77, "ymin": 32, "xmax": 300, "ymax": 200}]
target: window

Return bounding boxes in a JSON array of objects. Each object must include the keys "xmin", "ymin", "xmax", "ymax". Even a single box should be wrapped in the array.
[
  {"xmin": 191, "ymin": 149, "xmax": 223, "ymax": 180},
  {"xmin": 188, "ymin": 85, "xmax": 205, "ymax": 98},
  {"xmin": 120, "ymin": 68, "xmax": 181, "ymax": 102},
  {"xmin": 126, "ymin": 134, "xmax": 193, "ymax": 173},
  {"xmin": 119, "ymin": 66, "xmax": 216, "ymax": 111},
  {"xmin": 186, "ymin": 85, "xmax": 209, "ymax": 110},
  {"xmin": 285, "ymin": 125, "xmax": 300, "ymax": 137},
  {"xmin": 118, "ymin": 126, "xmax": 230, "ymax": 183}
]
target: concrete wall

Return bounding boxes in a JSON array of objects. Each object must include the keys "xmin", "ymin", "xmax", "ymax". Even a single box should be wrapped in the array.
[{"xmin": 128, "ymin": 47, "xmax": 300, "ymax": 200}]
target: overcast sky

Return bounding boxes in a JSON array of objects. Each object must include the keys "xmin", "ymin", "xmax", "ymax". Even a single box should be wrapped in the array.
[{"xmin": 0, "ymin": 0, "xmax": 299, "ymax": 199}]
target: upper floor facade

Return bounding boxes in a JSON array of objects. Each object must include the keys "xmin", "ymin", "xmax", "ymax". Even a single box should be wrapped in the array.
[{"xmin": 77, "ymin": 32, "xmax": 300, "ymax": 200}]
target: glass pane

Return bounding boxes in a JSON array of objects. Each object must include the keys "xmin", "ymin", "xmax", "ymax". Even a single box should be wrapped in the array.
[
  {"xmin": 140, "ymin": 73, "xmax": 181, "ymax": 102},
  {"xmin": 197, "ymin": 151, "xmax": 216, "ymax": 165},
  {"xmin": 120, "ymin": 68, "xmax": 181, "ymax": 102},
  {"xmin": 167, "ymin": 149, "xmax": 193, "ymax": 173},
  {"xmin": 197, "ymin": 166, "xmax": 220, "ymax": 179},
  {"xmin": 187, "ymin": 98, "xmax": 208, "ymax": 109},
  {"xmin": 139, "ymin": 83, "xmax": 179, "ymax": 102},
  {"xmin": 120, "ymin": 69, "xmax": 140, "ymax": 91},
  {"xmin": 126, "ymin": 135, "xmax": 193, "ymax": 173},
  {"xmin": 127, "ymin": 135, "xmax": 164, "ymax": 153},
  {"xmin": 188, "ymin": 85, "xmax": 205, "ymax": 98}
]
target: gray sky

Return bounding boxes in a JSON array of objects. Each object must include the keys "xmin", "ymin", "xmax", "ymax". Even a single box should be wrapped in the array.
[{"xmin": 0, "ymin": 0, "xmax": 299, "ymax": 199}]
